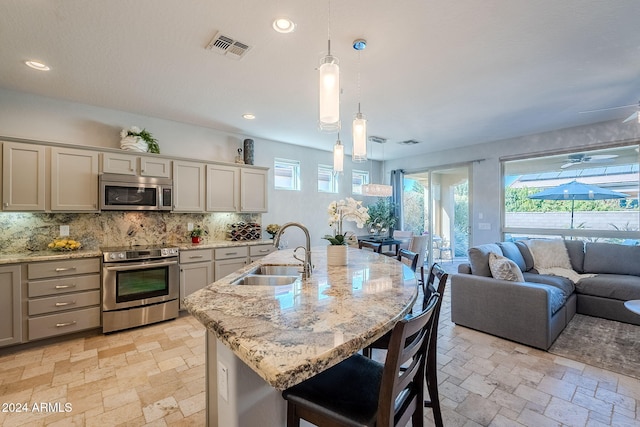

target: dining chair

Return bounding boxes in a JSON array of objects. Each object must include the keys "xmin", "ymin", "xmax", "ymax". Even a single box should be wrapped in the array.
[
  {"xmin": 282, "ymin": 292, "xmax": 439, "ymax": 427},
  {"xmin": 358, "ymin": 240, "xmax": 382, "ymax": 253},
  {"xmin": 362, "ymin": 263, "xmax": 449, "ymax": 427},
  {"xmin": 397, "ymin": 248, "xmax": 419, "ymax": 272},
  {"xmin": 408, "ymin": 235, "xmax": 429, "ymax": 285},
  {"xmin": 382, "ymin": 230, "xmax": 414, "ymax": 257},
  {"xmin": 435, "ymin": 237, "xmax": 453, "ymax": 263}
]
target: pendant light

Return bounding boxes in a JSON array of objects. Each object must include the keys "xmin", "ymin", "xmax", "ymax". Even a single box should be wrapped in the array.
[
  {"xmin": 318, "ymin": 1, "xmax": 340, "ymax": 132},
  {"xmin": 362, "ymin": 137, "xmax": 393, "ymax": 197},
  {"xmin": 333, "ymin": 133, "xmax": 344, "ymax": 172},
  {"xmin": 352, "ymin": 39, "xmax": 367, "ymax": 162}
]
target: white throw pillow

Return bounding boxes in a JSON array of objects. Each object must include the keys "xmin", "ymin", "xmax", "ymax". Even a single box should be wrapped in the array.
[
  {"xmin": 489, "ymin": 252, "xmax": 525, "ymax": 282},
  {"xmin": 525, "ymin": 239, "xmax": 572, "ymax": 270}
]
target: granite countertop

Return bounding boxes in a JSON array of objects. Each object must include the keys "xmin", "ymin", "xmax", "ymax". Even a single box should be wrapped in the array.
[
  {"xmin": 183, "ymin": 246, "xmax": 418, "ymax": 390},
  {"xmin": 0, "ymin": 239, "xmax": 274, "ymax": 264}
]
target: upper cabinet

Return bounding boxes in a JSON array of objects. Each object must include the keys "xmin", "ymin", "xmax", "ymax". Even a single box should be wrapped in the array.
[
  {"xmin": 206, "ymin": 164, "xmax": 240, "ymax": 212},
  {"xmin": 101, "ymin": 152, "xmax": 171, "ymax": 178},
  {"xmin": 2, "ymin": 142, "xmax": 46, "ymax": 211},
  {"xmin": 240, "ymin": 168, "xmax": 268, "ymax": 212},
  {"xmin": 51, "ymin": 147, "xmax": 99, "ymax": 211},
  {"xmin": 173, "ymin": 160, "xmax": 206, "ymax": 212}
]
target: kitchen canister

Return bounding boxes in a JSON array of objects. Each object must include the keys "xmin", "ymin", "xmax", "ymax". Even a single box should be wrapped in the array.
[{"xmin": 243, "ymin": 139, "xmax": 254, "ymax": 165}]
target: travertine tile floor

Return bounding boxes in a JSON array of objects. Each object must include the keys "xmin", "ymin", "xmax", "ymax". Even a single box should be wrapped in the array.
[{"xmin": 1, "ymin": 265, "xmax": 640, "ymax": 426}]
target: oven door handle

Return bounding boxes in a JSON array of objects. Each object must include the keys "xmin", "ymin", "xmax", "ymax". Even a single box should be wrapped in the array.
[{"xmin": 104, "ymin": 259, "xmax": 178, "ymax": 272}]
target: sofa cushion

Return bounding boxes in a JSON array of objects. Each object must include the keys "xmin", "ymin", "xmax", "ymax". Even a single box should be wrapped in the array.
[
  {"xmin": 515, "ymin": 241, "xmax": 535, "ymax": 272},
  {"xmin": 583, "ymin": 242, "xmax": 640, "ymax": 276},
  {"xmin": 564, "ymin": 240, "xmax": 585, "ymax": 273},
  {"xmin": 525, "ymin": 239, "xmax": 572, "ymax": 270},
  {"xmin": 489, "ymin": 253, "xmax": 525, "ymax": 282},
  {"xmin": 522, "ymin": 272, "xmax": 575, "ymax": 297},
  {"xmin": 468, "ymin": 243, "xmax": 503, "ymax": 277},
  {"xmin": 497, "ymin": 242, "xmax": 526, "ymax": 271},
  {"xmin": 576, "ymin": 274, "xmax": 640, "ymax": 300}
]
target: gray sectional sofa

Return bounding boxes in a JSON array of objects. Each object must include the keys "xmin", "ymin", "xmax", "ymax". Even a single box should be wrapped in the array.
[{"xmin": 451, "ymin": 240, "xmax": 640, "ymax": 349}]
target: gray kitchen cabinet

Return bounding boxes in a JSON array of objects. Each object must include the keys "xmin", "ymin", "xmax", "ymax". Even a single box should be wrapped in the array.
[
  {"xmin": 249, "ymin": 243, "xmax": 276, "ymax": 262},
  {"xmin": 101, "ymin": 152, "xmax": 172, "ymax": 178},
  {"xmin": 214, "ymin": 246, "xmax": 249, "ymax": 281},
  {"xmin": 206, "ymin": 164, "xmax": 240, "ymax": 212},
  {"xmin": 179, "ymin": 248, "xmax": 214, "ymax": 309},
  {"xmin": 50, "ymin": 147, "xmax": 99, "ymax": 211},
  {"xmin": 0, "ymin": 265, "xmax": 22, "ymax": 348},
  {"xmin": 173, "ymin": 160, "xmax": 206, "ymax": 212},
  {"xmin": 2, "ymin": 141, "xmax": 46, "ymax": 211},
  {"xmin": 240, "ymin": 168, "xmax": 268, "ymax": 212},
  {"xmin": 26, "ymin": 258, "xmax": 101, "ymax": 341}
]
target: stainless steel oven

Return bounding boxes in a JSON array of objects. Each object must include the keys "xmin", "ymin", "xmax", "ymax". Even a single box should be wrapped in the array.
[{"xmin": 102, "ymin": 246, "xmax": 179, "ymax": 333}]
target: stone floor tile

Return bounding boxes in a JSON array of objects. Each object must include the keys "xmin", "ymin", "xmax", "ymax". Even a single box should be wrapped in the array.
[
  {"xmin": 517, "ymin": 407, "xmax": 562, "ymax": 427},
  {"xmin": 514, "ymin": 383, "xmax": 552, "ymax": 406},
  {"xmin": 455, "ymin": 393, "xmax": 501, "ymax": 425},
  {"xmin": 544, "ymin": 396, "xmax": 589, "ymax": 427},
  {"xmin": 536, "ymin": 375, "xmax": 577, "ymax": 401}
]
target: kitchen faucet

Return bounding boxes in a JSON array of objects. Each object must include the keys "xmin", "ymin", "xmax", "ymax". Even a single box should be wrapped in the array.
[{"xmin": 273, "ymin": 222, "xmax": 313, "ymax": 279}]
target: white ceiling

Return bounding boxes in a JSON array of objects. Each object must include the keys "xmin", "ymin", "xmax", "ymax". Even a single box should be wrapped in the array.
[{"xmin": 2, "ymin": 0, "xmax": 640, "ymax": 160}]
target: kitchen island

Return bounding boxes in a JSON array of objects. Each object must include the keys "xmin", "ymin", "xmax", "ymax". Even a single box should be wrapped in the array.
[{"xmin": 184, "ymin": 246, "xmax": 418, "ymax": 427}]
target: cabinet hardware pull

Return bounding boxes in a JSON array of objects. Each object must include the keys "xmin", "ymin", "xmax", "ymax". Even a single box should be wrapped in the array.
[
  {"xmin": 55, "ymin": 267, "xmax": 77, "ymax": 272},
  {"xmin": 259, "ymin": 249, "xmax": 270, "ymax": 253},
  {"xmin": 55, "ymin": 301, "xmax": 76, "ymax": 307},
  {"xmin": 56, "ymin": 321, "xmax": 77, "ymax": 327},
  {"xmin": 225, "ymin": 252, "xmax": 238, "ymax": 255},
  {"xmin": 55, "ymin": 284, "xmax": 76, "ymax": 289},
  {"xmin": 190, "ymin": 255, "xmax": 204, "ymax": 259},
  {"xmin": 3, "ymin": 202, "xmax": 8, "ymax": 208}
]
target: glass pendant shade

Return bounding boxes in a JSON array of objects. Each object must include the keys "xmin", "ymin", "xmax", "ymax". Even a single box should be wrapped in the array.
[
  {"xmin": 352, "ymin": 112, "xmax": 367, "ymax": 162},
  {"xmin": 318, "ymin": 55, "xmax": 340, "ymax": 132},
  {"xmin": 333, "ymin": 139, "xmax": 344, "ymax": 172},
  {"xmin": 362, "ymin": 183, "xmax": 393, "ymax": 197}
]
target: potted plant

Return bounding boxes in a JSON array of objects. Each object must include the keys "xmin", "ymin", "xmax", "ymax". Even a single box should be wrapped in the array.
[
  {"xmin": 324, "ymin": 198, "xmax": 370, "ymax": 266},
  {"xmin": 366, "ymin": 198, "xmax": 397, "ymax": 237},
  {"xmin": 120, "ymin": 126, "xmax": 160, "ymax": 154},
  {"xmin": 190, "ymin": 226, "xmax": 207, "ymax": 244}
]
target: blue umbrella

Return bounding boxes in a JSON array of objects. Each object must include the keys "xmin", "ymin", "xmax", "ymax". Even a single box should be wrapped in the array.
[{"xmin": 528, "ymin": 180, "xmax": 628, "ymax": 228}]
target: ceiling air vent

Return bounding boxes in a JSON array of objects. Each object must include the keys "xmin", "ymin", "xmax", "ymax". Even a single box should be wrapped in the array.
[
  {"xmin": 368, "ymin": 136, "xmax": 388, "ymax": 144},
  {"xmin": 397, "ymin": 139, "xmax": 421, "ymax": 145},
  {"xmin": 205, "ymin": 32, "xmax": 252, "ymax": 60}
]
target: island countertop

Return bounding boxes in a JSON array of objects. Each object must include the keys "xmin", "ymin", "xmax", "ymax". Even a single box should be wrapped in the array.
[{"xmin": 184, "ymin": 246, "xmax": 418, "ymax": 390}]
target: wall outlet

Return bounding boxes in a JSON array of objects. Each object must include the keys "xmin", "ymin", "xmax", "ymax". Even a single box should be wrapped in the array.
[
  {"xmin": 60, "ymin": 225, "xmax": 70, "ymax": 236},
  {"xmin": 218, "ymin": 362, "xmax": 229, "ymax": 402},
  {"xmin": 188, "ymin": 223, "xmax": 194, "ymax": 232}
]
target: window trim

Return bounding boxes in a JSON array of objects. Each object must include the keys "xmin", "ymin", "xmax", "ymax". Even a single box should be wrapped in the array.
[
  {"xmin": 352, "ymin": 170, "xmax": 370, "ymax": 195},
  {"xmin": 317, "ymin": 164, "xmax": 338, "ymax": 193},
  {"xmin": 274, "ymin": 158, "xmax": 301, "ymax": 191}
]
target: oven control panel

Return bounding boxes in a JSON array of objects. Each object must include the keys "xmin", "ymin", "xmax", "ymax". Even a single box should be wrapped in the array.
[{"xmin": 102, "ymin": 246, "xmax": 180, "ymax": 262}]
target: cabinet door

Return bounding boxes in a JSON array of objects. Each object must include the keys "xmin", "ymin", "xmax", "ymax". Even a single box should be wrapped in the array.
[
  {"xmin": 173, "ymin": 160, "xmax": 205, "ymax": 212},
  {"xmin": 240, "ymin": 168, "xmax": 268, "ymax": 212},
  {"xmin": 101, "ymin": 152, "xmax": 137, "ymax": 175},
  {"xmin": 140, "ymin": 157, "xmax": 172, "ymax": 178},
  {"xmin": 2, "ymin": 142, "xmax": 46, "ymax": 211},
  {"xmin": 207, "ymin": 164, "xmax": 240, "ymax": 212},
  {"xmin": 214, "ymin": 258, "xmax": 247, "ymax": 281},
  {"xmin": 180, "ymin": 262, "xmax": 214, "ymax": 309},
  {"xmin": 0, "ymin": 265, "xmax": 22, "ymax": 347},
  {"xmin": 50, "ymin": 147, "xmax": 99, "ymax": 211}
]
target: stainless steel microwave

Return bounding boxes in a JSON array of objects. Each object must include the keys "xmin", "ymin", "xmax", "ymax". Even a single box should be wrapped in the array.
[{"xmin": 99, "ymin": 173, "xmax": 173, "ymax": 211}]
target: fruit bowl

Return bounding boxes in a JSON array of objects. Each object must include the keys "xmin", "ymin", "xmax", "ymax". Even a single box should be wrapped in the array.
[{"xmin": 48, "ymin": 238, "xmax": 82, "ymax": 251}]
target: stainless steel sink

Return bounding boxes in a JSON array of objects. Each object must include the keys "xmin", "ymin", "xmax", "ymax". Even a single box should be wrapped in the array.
[
  {"xmin": 256, "ymin": 265, "xmax": 303, "ymax": 276},
  {"xmin": 232, "ymin": 274, "xmax": 299, "ymax": 286}
]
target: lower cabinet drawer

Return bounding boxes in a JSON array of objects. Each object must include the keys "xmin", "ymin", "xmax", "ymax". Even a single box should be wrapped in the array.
[
  {"xmin": 28, "ymin": 307, "xmax": 101, "ymax": 341},
  {"xmin": 28, "ymin": 290, "xmax": 100, "ymax": 316},
  {"xmin": 214, "ymin": 246, "xmax": 248, "ymax": 260},
  {"xmin": 28, "ymin": 274, "xmax": 100, "ymax": 298}
]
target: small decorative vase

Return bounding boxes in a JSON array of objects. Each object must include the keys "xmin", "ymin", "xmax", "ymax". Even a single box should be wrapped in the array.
[
  {"xmin": 120, "ymin": 136, "xmax": 148, "ymax": 152},
  {"xmin": 192, "ymin": 236, "xmax": 202, "ymax": 244},
  {"xmin": 243, "ymin": 139, "xmax": 254, "ymax": 165},
  {"xmin": 327, "ymin": 245, "xmax": 347, "ymax": 266}
]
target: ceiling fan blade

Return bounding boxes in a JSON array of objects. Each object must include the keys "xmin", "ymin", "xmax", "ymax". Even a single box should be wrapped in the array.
[
  {"xmin": 622, "ymin": 111, "xmax": 638, "ymax": 123},
  {"xmin": 560, "ymin": 162, "xmax": 575, "ymax": 169},
  {"xmin": 589, "ymin": 154, "xmax": 618, "ymax": 161},
  {"xmin": 579, "ymin": 104, "xmax": 637, "ymax": 114}
]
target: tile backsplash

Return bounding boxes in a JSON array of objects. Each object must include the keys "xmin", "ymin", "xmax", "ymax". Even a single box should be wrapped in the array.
[{"xmin": 0, "ymin": 211, "xmax": 261, "ymax": 253}]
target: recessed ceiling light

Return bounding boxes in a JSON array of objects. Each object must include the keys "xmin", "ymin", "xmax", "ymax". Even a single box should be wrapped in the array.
[
  {"xmin": 243, "ymin": 113, "xmax": 256, "ymax": 120},
  {"xmin": 24, "ymin": 60, "xmax": 50, "ymax": 71},
  {"xmin": 272, "ymin": 18, "xmax": 295, "ymax": 33}
]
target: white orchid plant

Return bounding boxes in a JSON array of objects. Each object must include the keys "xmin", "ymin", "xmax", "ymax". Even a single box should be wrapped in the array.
[
  {"xmin": 324, "ymin": 198, "xmax": 370, "ymax": 245},
  {"xmin": 120, "ymin": 126, "xmax": 160, "ymax": 154}
]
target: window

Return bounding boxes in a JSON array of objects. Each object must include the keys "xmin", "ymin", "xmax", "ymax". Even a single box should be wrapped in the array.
[
  {"xmin": 352, "ymin": 170, "xmax": 369, "ymax": 194},
  {"xmin": 274, "ymin": 158, "xmax": 300, "ymax": 191},
  {"xmin": 502, "ymin": 145, "xmax": 639, "ymax": 242},
  {"xmin": 318, "ymin": 164, "xmax": 338, "ymax": 193}
]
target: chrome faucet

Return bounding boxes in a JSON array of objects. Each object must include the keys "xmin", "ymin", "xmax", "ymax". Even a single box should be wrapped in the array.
[{"xmin": 273, "ymin": 222, "xmax": 313, "ymax": 279}]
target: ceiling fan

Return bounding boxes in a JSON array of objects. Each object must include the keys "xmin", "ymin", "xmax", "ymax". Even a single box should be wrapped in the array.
[
  {"xmin": 560, "ymin": 153, "xmax": 618, "ymax": 169},
  {"xmin": 578, "ymin": 101, "xmax": 640, "ymax": 124}
]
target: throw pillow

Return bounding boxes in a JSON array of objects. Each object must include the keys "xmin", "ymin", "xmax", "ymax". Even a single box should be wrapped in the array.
[
  {"xmin": 488, "ymin": 252, "xmax": 525, "ymax": 282},
  {"xmin": 525, "ymin": 239, "xmax": 572, "ymax": 270}
]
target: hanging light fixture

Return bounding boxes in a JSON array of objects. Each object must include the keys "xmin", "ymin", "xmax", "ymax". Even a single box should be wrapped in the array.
[
  {"xmin": 318, "ymin": 1, "xmax": 340, "ymax": 132},
  {"xmin": 362, "ymin": 137, "xmax": 393, "ymax": 197},
  {"xmin": 352, "ymin": 39, "xmax": 367, "ymax": 162},
  {"xmin": 333, "ymin": 133, "xmax": 344, "ymax": 172}
]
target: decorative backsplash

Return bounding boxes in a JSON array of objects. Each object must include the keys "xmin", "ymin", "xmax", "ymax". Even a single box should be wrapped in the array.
[{"xmin": 0, "ymin": 211, "xmax": 261, "ymax": 253}]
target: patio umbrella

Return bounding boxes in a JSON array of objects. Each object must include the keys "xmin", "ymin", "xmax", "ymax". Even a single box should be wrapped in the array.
[{"xmin": 528, "ymin": 180, "xmax": 628, "ymax": 228}]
